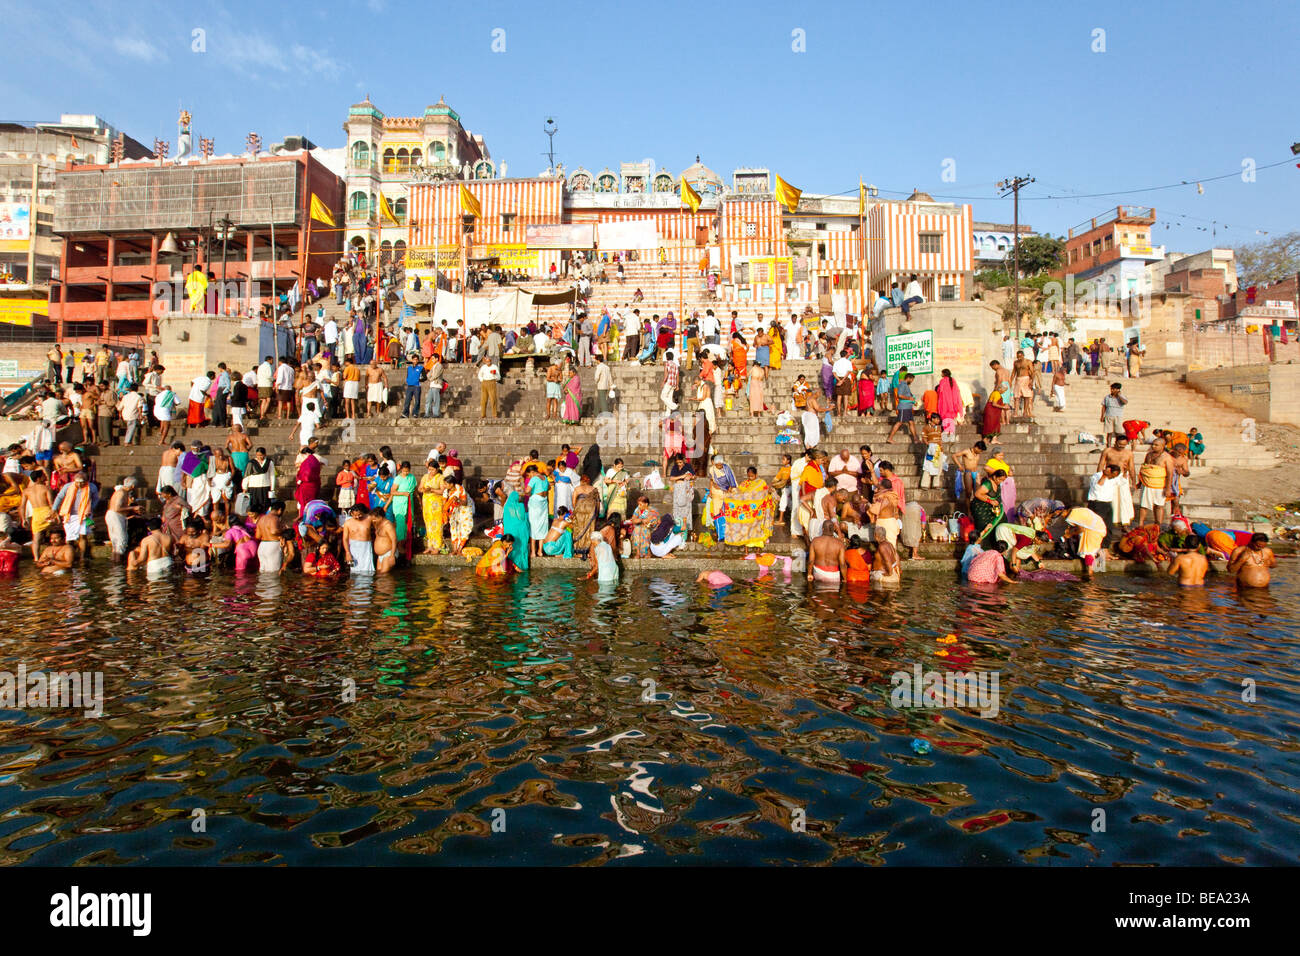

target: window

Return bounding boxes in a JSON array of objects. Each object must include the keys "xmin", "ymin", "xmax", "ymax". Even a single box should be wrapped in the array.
[
  {"xmin": 349, "ymin": 191, "xmax": 368, "ymax": 216},
  {"xmin": 918, "ymin": 232, "xmax": 941, "ymax": 254},
  {"xmin": 501, "ymin": 213, "xmax": 514, "ymax": 234},
  {"xmin": 394, "ymin": 197, "xmax": 407, "ymax": 223},
  {"xmin": 744, "ymin": 221, "xmax": 756, "ymax": 237},
  {"xmin": 939, "ymin": 284, "xmax": 957, "ymax": 301},
  {"xmin": 1103, "ymin": 235, "xmax": 1113, "ymax": 251},
  {"xmin": 351, "ymin": 141, "xmax": 370, "ymax": 167}
]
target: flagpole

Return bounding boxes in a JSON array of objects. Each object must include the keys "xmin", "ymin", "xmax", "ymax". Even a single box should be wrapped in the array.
[
  {"xmin": 859, "ymin": 182, "xmax": 867, "ymax": 323},
  {"xmin": 270, "ymin": 197, "xmax": 278, "ymax": 369}
]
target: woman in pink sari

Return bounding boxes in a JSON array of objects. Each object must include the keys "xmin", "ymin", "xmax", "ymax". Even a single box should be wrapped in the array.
[
  {"xmin": 936, "ymin": 368, "xmax": 964, "ymax": 439},
  {"xmin": 561, "ymin": 361, "xmax": 582, "ymax": 424},
  {"xmin": 295, "ymin": 449, "xmax": 322, "ymax": 513}
]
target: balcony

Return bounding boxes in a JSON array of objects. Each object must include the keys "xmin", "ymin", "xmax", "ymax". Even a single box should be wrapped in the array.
[{"xmin": 1068, "ymin": 205, "xmax": 1157, "ymax": 238}]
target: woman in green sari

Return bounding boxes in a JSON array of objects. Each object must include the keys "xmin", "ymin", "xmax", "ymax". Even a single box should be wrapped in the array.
[
  {"xmin": 600, "ymin": 457, "xmax": 629, "ymax": 518},
  {"xmin": 389, "ymin": 461, "xmax": 419, "ymax": 560},
  {"xmin": 502, "ymin": 489, "xmax": 531, "ymax": 571},
  {"xmin": 972, "ymin": 469, "xmax": 1008, "ymax": 542}
]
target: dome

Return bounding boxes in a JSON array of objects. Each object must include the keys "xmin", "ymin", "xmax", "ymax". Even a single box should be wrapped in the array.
[
  {"xmin": 681, "ymin": 155, "xmax": 724, "ymax": 194},
  {"xmin": 907, "ymin": 189, "xmax": 935, "ymax": 202}
]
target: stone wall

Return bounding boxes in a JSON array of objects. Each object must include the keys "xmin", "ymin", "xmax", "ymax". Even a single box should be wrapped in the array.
[
  {"xmin": 870, "ymin": 300, "xmax": 1001, "ymax": 404},
  {"xmin": 154, "ymin": 313, "xmax": 293, "ymax": 391},
  {"xmin": 1184, "ymin": 362, "xmax": 1300, "ymax": 425}
]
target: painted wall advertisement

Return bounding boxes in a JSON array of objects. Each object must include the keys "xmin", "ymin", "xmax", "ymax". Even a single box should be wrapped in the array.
[
  {"xmin": 884, "ymin": 329, "xmax": 934, "ymax": 375},
  {"xmin": 0, "ymin": 201, "xmax": 31, "ymax": 252},
  {"xmin": 524, "ymin": 223, "xmax": 594, "ymax": 249}
]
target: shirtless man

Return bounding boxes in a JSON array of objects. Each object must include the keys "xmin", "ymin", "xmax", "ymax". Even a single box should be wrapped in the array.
[
  {"xmin": 158, "ymin": 442, "xmax": 183, "ymax": 495},
  {"xmin": 342, "ymin": 503, "xmax": 376, "ymax": 574},
  {"xmin": 1228, "ymin": 533, "xmax": 1276, "ymax": 588},
  {"xmin": 951, "ymin": 440, "xmax": 987, "ymax": 506},
  {"xmin": 370, "ymin": 506, "xmax": 398, "ymax": 574},
  {"xmin": 1137, "ymin": 438, "xmax": 1176, "ymax": 527},
  {"xmin": 868, "ymin": 537, "xmax": 901, "ymax": 585},
  {"xmin": 20, "ymin": 469, "xmax": 54, "ymax": 560},
  {"xmin": 225, "ymin": 424, "xmax": 252, "ymax": 476},
  {"xmin": 127, "ymin": 517, "xmax": 174, "ymax": 574},
  {"xmin": 1097, "ymin": 436, "xmax": 1135, "ymax": 489},
  {"xmin": 255, "ymin": 500, "xmax": 286, "ymax": 574},
  {"xmin": 545, "ymin": 361, "xmax": 563, "ymax": 420},
  {"xmin": 178, "ymin": 517, "xmax": 211, "ymax": 573},
  {"xmin": 1011, "ymin": 352, "xmax": 1039, "ymax": 422},
  {"xmin": 807, "ymin": 521, "xmax": 847, "ymax": 585},
  {"xmin": 365, "ymin": 361, "xmax": 387, "ymax": 417},
  {"xmin": 105, "ymin": 477, "xmax": 140, "ymax": 562},
  {"xmin": 1165, "ymin": 548, "xmax": 1209, "ymax": 586},
  {"xmin": 988, "ymin": 359, "xmax": 1011, "ymax": 396},
  {"xmin": 51, "ymin": 441, "xmax": 83, "ymax": 488},
  {"xmin": 36, "ymin": 528, "xmax": 75, "ymax": 575}
]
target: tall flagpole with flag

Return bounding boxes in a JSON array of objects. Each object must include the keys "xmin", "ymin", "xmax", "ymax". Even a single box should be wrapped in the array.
[
  {"xmin": 774, "ymin": 174, "xmax": 800, "ymax": 316},
  {"xmin": 680, "ymin": 177, "xmax": 701, "ymax": 345},
  {"xmin": 458, "ymin": 183, "xmax": 481, "ymax": 355},
  {"xmin": 858, "ymin": 180, "xmax": 867, "ymax": 321}
]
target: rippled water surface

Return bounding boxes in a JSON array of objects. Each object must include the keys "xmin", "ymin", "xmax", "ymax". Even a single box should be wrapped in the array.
[{"xmin": 1, "ymin": 562, "xmax": 1298, "ymax": 866}]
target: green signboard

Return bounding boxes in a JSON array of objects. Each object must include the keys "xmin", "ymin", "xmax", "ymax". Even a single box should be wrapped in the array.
[{"xmin": 884, "ymin": 329, "xmax": 933, "ymax": 375}]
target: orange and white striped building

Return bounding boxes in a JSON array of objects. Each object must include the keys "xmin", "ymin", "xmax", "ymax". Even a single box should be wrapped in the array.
[
  {"xmin": 405, "ymin": 173, "xmax": 973, "ymax": 316},
  {"xmin": 866, "ymin": 197, "xmax": 974, "ymax": 301}
]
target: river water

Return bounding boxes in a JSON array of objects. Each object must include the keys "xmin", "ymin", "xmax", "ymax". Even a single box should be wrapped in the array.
[{"xmin": 1, "ymin": 562, "xmax": 1297, "ymax": 866}]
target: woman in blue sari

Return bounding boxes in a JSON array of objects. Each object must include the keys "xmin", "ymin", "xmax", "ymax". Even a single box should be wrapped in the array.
[
  {"xmin": 525, "ymin": 465, "xmax": 551, "ymax": 559},
  {"xmin": 502, "ymin": 489, "xmax": 531, "ymax": 571},
  {"xmin": 373, "ymin": 464, "xmax": 394, "ymax": 521},
  {"xmin": 353, "ymin": 318, "xmax": 373, "ymax": 366}
]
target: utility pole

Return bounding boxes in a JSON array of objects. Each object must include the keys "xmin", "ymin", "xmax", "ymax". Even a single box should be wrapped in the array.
[{"xmin": 997, "ymin": 175, "xmax": 1034, "ymax": 338}]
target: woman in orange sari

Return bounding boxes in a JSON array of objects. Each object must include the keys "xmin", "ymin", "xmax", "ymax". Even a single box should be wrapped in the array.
[{"xmin": 730, "ymin": 333, "xmax": 748, "ymax": 390}]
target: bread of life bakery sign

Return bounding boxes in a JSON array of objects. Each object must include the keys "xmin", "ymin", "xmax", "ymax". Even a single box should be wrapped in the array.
[{"xmin": 884, "ymin": 329, "xmax": 933, "ymax": 375}]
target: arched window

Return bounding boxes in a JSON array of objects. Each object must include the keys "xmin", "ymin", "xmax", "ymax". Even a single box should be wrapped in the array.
[
  {"xmin": 380, "ymin": 240, "xmax": 393, "ymax": 258},
  {"xmin": 383, "ymin": 148, "xmax": 396, "ymax": 173},
  {"xmin": 396, "ymin": 148, "xmax": 410, "ymax": 171},
  {"xmin": 349, "ymin": 191, "xmax": 368, "ymax": 216},
  {"xmin": 370, "ymin": 193, "xmax": 377, "ymax": 219},
  {"xmin": 394, "ymin": 239, "xmax": 407, "ymax": 263},
  {"xmin": 351, "ymin": 141, "xmax": 370, "ymax": 167},
  {"xmin": 411, "ymin": 148, "xmax": 422, "ymax": 167},
  {"xmin": 430, "ymin": 142, "xmax": 446, "ymax": 162},
  {"xmin": 394, "ymin": 197, "xmax": 407, "ymax": 223},
  {"xmin": 349, "ymin": 235, "xmax": 367, "ymax": 251}
]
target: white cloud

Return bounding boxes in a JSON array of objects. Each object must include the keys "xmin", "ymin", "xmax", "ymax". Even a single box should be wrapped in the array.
[
  {"xmin": 113, "ymin": 35, "xmax": 167, "ymax": 63},
  {"xmin": 215, "ymin": 29, "xmax": 344, "ymax": 82}
]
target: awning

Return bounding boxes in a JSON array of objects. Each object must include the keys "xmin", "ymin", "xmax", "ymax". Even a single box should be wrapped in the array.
[{"xmin": 522, "ymin": 286, "xmax": 577, "ymax": 306}]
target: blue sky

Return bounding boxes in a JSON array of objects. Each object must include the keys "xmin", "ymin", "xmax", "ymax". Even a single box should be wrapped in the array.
[{"xmin": 3, "ymin": 0, "xmax": 1296, "ymax": 250}]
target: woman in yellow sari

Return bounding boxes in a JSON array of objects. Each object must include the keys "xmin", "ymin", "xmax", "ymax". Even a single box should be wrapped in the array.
[
  {"xmin": 418, "ymin": 459, "xmax": 447, "ymax": 554},
  {"xmin": 769, "ymin": 322, "xmax": 784, "ymax": 370}
]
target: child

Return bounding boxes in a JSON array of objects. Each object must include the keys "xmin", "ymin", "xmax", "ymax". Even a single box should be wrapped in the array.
[
  {"xmin": 1188, "ymin": 427, "xmax": 1205, "ymax": 466},
  {"xmin": 875, "ymin": 369, "xmax": 892, "ymax": 412},
  {"xmin": 920, "ymin": 414, "xmax": 945, "ymax": 489},
  {"xmin": 335, "ymin": 465, "xmax": 357, "ymax": 511}
]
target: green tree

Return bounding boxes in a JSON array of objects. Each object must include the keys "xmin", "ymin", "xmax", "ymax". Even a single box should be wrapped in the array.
[
  {"xmin": 1005, "ymin": 235, "xmax": 1065, "ymax": 277},
  {"xmin": 1234, "ymin": 231, "xmax": 1300, "ymax": 287}
]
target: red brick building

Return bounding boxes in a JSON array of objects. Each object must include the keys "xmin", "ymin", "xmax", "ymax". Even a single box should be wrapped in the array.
[{"xmin": 49, "ymin": 151, "xmax": 344, "ymax": 342}]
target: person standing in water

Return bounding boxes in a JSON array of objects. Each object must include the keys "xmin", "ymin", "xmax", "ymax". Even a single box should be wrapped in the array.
[{"xmin": 1228, "ymin": 533, "xmax": 1276, "ymax": 588}]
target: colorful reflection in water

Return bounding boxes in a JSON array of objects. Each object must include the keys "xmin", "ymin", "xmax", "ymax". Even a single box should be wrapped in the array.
[{"xmin": 0, "ymin": 563, "xmax": 1297, "ymax": 865}]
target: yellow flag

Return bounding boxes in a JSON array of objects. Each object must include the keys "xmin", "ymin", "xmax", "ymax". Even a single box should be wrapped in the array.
[
  {"xmin": 309, "ymin": 193, "xmax": 336, "ymax": 227},
  {"xmin": 774, "ymin": 174, "xmax": 802, "ymax": 213},
  {"xmin": 378, "ymin": 192, "xmax": 400, "ymax": 226},
  {"xmin": 858, "ymin": 180, "xmax": 866, "ymax": 217},
  {"xmin": 680, "ymin": 177, "xmax": 701, "ymax": 213},
  {"xmin": 459, "ymin": 183, "xmax": 481, "ymax": 219}
]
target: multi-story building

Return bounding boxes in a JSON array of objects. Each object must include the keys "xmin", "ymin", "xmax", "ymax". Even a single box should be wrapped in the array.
[
  {"xmin": 406, "ymin": 163, "xmax": 974, "ymax": 320},
  {"xmin": 0, "ymin": 115, "xmax": 152, "ymax": 329},
  {"xmin": 342, "ymin": 97, "xmax": 490, "ymax": 264},
  {"xmin": 49, "ymin": 150, "xmax": 343, "ymax": 342},
  {"xmin": 972, "ymin": 220, "xmax": 1035, "ymax": 270},
  {"xmin": 1147, "ymin": 248, "xmax": 1237, "ymax": 298},
  {"xmin": 1063, "ymin": 205, "xmax": 1165, "ymax": 299}
]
